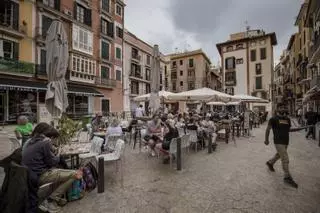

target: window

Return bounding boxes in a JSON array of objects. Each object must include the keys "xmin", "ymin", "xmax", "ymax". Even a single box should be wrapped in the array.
[
  {"xmin": 172, "ymin": 82, "xmax": 176, "ymax": 91},
  {"xmin": 101, "ymin": 40, "xmax": 110, "ymax": 60},
  {"xmin": 116, "ymin": 26, "xmax": 123, "ymax": 38},
  {"xmin": 116, "ymin": 70, "xmax": 121, "ymax": 81},
  {"xmin": 180, "ymin": 60, "xmax": 183, "ymax": 65},
  {"xmin": 101, "ymin": 19, "xmax": 114, "ymax": 38},
  {"xmin": 101, "ymin": 0, "xmax": 110, "ymax": 12},
  {"xmin": 180, "ymin": 81, "xmax": 183, "ymax": 86},
  {"xmin": 146, "ymin": 55, "xmax": 151, "ymax": 65},
  {"xmin": 116, "ymin": 4, "xmax": 122, "ymax": 17},
  {"xmin": 146, "ymin": 84, "xmax": 151, "ymax": 93},
  {"xmin": 172, "ymin": 61, "xmax": 177, "ymax": 67},
  {"xmin": 0, "ymin": 1, "xmax": 19, "ymax": 30},
  {"xmin": 180, "ymin": 70, "xmax": 183, "ymax": 76},
  {"xmin": 43, "ymin": 0, "xmax": 59, "ymax": 10},
  {"xmin": 189, "ymin": 58, "xmax": 194, "ymax": 67},
  {"xmin": 101, "ymin": 66, "xmax": 110, "ymax": 79},
  {"xmin": 42, "ymin": 15, "xmax": 53, "ymax": 36},
  {"xmin": 225, "ymin": 87, "xmax": 234, "ymax": 95},
  {"xmin": 146, "ymin": 68, "xmax": 151, "ymax": 80},
  {"xmin": 0, "ymin": 39, "xmax": 18, "ymax": 60},
  {"xmin": 260, "ymin": 48, "xmax": 266, "ymax": 60},
  {"xmin": 75, "ymin": 4, "xmax": 91, "ymax": 26},
  {"xmin": 250, "ymin": 49, "xmax": 256, "ymax": 61},
  {"xmin": 131, "ymin": 81, "xmax": 139, "ymax": 94},
  {"xmin": 71, "ymin": 54, "xmax": 96, "ymax": 76},
  {"xmin": 236, "ymin": 58, "xmax": 243, "ymax": 64},
  {"xmin": 188, "ymin": 82, "xmax": 195, "ymax": 90},
  {"xmin": 116, "ymin": 47, "xmax": 121, "ymax": 59},
  {"xmin": 72, "ymin": 25, "xmax": 93, "ymax": 54},
  {"xmin": 227, "ymin": 46, "xmax": 233, "ymax": 51},
  {"xmin": 188, "ymin": 70, "xmax": 195, "ymax": 77},
  {"xmin": 225, "ymin": 57, "xmax": 235, "ymax": 69},
  {"xmin": 236, "ymin": 44, "xmax": 243, "ymax": 49},
  {"xmin": 256, "ymin": 63, "xmax": 262, "ymax": 75},
  {"xmin": 171, "ymin": 71, "xmax": 177, "ymax": 79},
  {"xmin": 256, "ymin": 76, "xmax": 262, "ymax": 89},
  {"xmin": 101, "ymin": 99, "xmax": 110, "ymax": 115},
  {"xmin": 225, "ymin": 72, "xmax": 236, "ymax": 83}
]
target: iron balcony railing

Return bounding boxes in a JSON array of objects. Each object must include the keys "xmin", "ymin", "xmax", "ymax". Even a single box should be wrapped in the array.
[
  {"xmin": 95, "ymin": 76, "xmax": 116, "ymax": 87},
  {"xmin": 0, "ymin": 57, "xmax": 35, "ymax": 74}
]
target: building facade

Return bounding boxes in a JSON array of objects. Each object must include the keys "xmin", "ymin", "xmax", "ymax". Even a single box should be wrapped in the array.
[
  {"xmin": 165, "ymin": 49, "xmax": 212, "ymax": 93},
  {"xmin": 0, "ymin": 0, "xmax": 125, "ymax": 123},
  {"xmin": 216, "ymin": 29, "xmax": 277, "ymax": 111}
]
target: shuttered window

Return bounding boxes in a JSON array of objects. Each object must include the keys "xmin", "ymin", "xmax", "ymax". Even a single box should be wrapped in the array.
[
  {"xmin": 101, "ymin": 66, "xmax": 110, "ymax": 79},
  {"xmin": 101, "ymin": 40, "xmax": 109, "ymax": 60}
]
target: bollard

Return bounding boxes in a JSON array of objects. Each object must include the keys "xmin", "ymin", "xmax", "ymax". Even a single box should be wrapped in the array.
[
  {"xmin": 208, "ymin": 134, "xmax": 212, "ymax": 154},
  {"xmin": 97, "ymin": 157, "xmax": 104, "ymax": 193},
  {"xmin": 176, "ymin": 137, "xmax": 182, "ymax": 171}
]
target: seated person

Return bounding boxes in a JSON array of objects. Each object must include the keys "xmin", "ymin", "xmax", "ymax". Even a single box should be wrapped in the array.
[
  {"xmin": 186, "ymin": 118, "xmax": 198, "ymax": 131},
  {"xmin": 91, "ymin": 112, "xmax": 106, "ymax": 132},
  {"xmin": 144, "ymin": 114, "xmax": 163, "ymax": 157},
  {"xmin": 15, "ymin": 115, "xmax": 33, "ymax": 145},
  {"xmin": 22, "ymin": 123, "xmax": 82, "ymax": 212}
]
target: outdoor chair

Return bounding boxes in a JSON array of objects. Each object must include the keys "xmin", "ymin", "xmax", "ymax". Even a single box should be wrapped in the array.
[
  {"xmin": 186, "ymin": 129, "xmax": 199, "ymax": 152},
  {"xmin": 96, "ymin": 139, "xmax": 125, "ymax": 186},
  {"xmin": 79, "ymin": 136, "xmax": 104, "ymax": 161},
  {"xmin": 86, "ymin": 123, "xmax": 92, "ymax": 141},
  {"xmin": 105, "ymin": 134, "xmax": 123, "ymax": 152}
]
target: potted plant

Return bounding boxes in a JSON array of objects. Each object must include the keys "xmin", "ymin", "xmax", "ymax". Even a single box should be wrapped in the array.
[{"xmin": 56, "ymin": 114, "xmax": 82, "ymax": 146}]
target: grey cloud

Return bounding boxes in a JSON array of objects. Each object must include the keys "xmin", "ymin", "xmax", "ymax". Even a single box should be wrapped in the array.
[{"xmin": 168, "ymin": 0, "xmax": 303, "ymax": 62}]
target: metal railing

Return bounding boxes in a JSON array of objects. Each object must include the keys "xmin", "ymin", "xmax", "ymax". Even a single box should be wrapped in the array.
[
  {"xmin": 95, "ymin": 76, "xmax": 116, "ymax": 87},
  {"xmin": 132, "ymin": 53, "xmax": 141, "ymax": 61},
  {"xmin": 0, "ymin": 57, "xmax": 35, "ymax": 74}
]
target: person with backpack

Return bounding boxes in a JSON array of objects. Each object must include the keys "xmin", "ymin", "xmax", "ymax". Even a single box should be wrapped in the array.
[{"xmin": 22, "ymin": 123, "xmax": 82, "ymax": 213}]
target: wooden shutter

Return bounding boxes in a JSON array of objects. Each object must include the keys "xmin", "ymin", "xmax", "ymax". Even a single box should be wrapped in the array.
[
  {"xmin": 12, "ymin": 42, "xmax": 19, "ymax": 60},
  {"xmin": 107, "ymin": 21, "xmax": 114, "ymax": 38},
  {"xmin": 12, "ymin": 2, "xmax": 19, "ymax": 31}
]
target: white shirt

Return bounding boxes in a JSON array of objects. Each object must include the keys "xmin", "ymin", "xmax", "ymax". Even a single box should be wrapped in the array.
[{"xmin": 135, "ymin": 107, "xmax": 144, "ymax": 117}]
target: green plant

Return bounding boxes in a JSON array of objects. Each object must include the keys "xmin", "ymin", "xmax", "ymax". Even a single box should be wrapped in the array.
[{"xmin": 57, "ymin": 115, "xmax": 82, "ymax": 145}]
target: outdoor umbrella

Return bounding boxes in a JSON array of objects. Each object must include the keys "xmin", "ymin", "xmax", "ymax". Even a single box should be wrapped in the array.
[
  {"xmin": 167, "ymin": 87, "xmax": 233, "ymax": 102},
  {"xmin": 133, "ymin": 90, "xmax": 174, "ymax": 102},
  {"xmin": 226, "ymin": 101, "xmax": 241, "ymax": 105},
  {"xmin": 206, "ymin": 101, "xmax": 226, "ymax": 106},
  {"xmin": 232, "ymin": 94, "xmax": 269, "ymax": 103},
  {"xmin": 45, "ymin": 20, "xmax": 69, "ymax": 118}
]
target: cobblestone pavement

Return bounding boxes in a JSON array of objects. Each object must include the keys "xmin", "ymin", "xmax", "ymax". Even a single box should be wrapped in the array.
[
  {"xmin": 61, "ymin": 123, "xmax": 320, "ymax": 213},
  {"xmin": 1, "ymin": 123, "xmax": 320, "ymax": 213}
]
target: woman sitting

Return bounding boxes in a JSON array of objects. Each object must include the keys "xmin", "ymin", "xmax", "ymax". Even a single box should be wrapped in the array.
[
  {"xmin": 145, "ymin": 114, "xmax": 163, "ymax": 157},
  {"xmin": 15, "ymin": 115, "xmax": 33, "ymax": 146}
]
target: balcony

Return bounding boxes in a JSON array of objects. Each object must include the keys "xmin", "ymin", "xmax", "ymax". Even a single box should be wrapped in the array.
[
  {"xmin": 187, "ymin": 75, "xmax": 195, "ymax": 80},
  {"xmin": 37, "ymin": 0, "xmax": 60, "ymax": 11},
  {"xmin": 171, "ymin": 73, "xmax": 177, "ymax": 80},
  {"xmin": 310, "ymin": 32, "xmax": 320, "ymax": 62},
  {"xmin": 131, "ymin": 53, "xmax": 141, "ymax": 63},
  {"xmin": 171, "ymin": 63, "xmax": 177, "ymax": 69},
  {"xmin": 130, "ymin": 71, "xmax": 142, "ymax": 79},
  {"xmin": 95, "ymin": 77, "xmax": 116, "ymax": 88},
  {"xmin": 0, "ymin": 58, "xmax": 35, "ymax": 75},
  {"xmin": 0, "ymin": 14, "xmax": 26, "ymax": 39},
  {"xmin": 310, "ymin": 75, "xmax": 320, "ymax": 88}
]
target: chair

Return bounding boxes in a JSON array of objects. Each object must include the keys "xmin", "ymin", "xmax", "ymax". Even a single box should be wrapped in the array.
[
  {"xmin": 177, "ymin": 127, "xmax": 185, "ymax": 137},
  {"xmin": 96, "ymin": 139, "xmax": 125, "ymax": 186},
  {"xmin": 186, "ymin": 129, "xmax": 199, "ymax": 152},
  {"xmin": 86, "ymin": 124, "xmax": 92, "ymax": 141},
  {"xmin": 105, "ymin": 134, "xmax": 123, "ymax": 152},
  {"xmin": 79, "ymin": 136, "xmax": 104, "ymax": 160}
]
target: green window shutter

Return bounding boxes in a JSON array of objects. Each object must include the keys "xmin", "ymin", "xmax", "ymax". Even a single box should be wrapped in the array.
[
  {"xmin": 116, "ymin": 47, "xmax": 121, "ymax": 59},
  {"xmin": 101, "ymin": 41, "xmax": 109, "ymax": 60},
  {"xmin": 101, "ymin": 66, "xmax": 110, "ymax": 79}
]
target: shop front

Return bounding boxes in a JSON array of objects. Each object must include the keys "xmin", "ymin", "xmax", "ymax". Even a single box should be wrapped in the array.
[{"xmin": 0, "ymin": 78, "xmax": 103, "ymax": 123}]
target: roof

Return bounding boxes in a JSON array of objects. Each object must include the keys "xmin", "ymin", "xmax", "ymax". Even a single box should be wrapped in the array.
[
  {"xmin": 0, "ymin": 78, "xmax": 103, "ymax": 96},
  {"xmin": 295, "ymin": 2, "xmax": 308, "ymax": 26},
  {"xmin": 166, "ymin": 49, "xmax": 211, "ymax": 64},
  {"xmin": 286, "ymin": 34, "xmax": 296, "ymax": 51},
  {"xmin": 216, "ymin": 32, "xmax": 277, "ymax": 55}
]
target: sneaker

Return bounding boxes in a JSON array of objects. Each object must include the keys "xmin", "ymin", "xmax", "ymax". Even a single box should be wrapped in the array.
[
  {"xmin": 266, "ymin": 162, "xmax": 275, "ymax": 172},
  {"xmin": 39, "ymin": 199, "xmax": 61, "ymax": 213},
  {"xmin": 284, "ymin": 176, "xmax": 298, "ymax": 188}
]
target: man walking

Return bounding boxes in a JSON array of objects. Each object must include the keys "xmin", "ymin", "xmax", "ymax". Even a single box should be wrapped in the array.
[
  {"xmin": 305, "ymin": 107, "xmax": 318, "ymax": 139},
  {"xmin": 265, "ymin": 103, "xmax": 311, "ymax": 188}
]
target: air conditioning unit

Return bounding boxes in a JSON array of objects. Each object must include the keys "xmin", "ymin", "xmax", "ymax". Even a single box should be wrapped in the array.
[{"xmin": 64, "ymin": 9, "xmax": 72, "ymax": 16}]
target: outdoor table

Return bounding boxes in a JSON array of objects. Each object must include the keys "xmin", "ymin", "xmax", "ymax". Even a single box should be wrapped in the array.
[{"xmin": 59, "ymin": 142, "xmax": 91, "ymax": 169}]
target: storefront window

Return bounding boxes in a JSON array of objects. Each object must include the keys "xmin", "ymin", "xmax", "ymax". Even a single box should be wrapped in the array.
[
  {"xmin": 66, "ymin": 94, "xmax": 88, "ymax": 116},
  {"xmin": 8, "ymin": 90, "xmax": 38, "ymax": 122}
]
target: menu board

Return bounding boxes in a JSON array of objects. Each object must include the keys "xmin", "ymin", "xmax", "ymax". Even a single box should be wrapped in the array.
[{"xmin": 38, "ymin": 104, "xmax": 52, "ymax": 124}]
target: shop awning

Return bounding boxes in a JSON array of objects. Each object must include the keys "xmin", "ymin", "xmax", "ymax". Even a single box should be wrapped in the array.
[{"xmin": 0, "ymin": 78, "xmax": 103, "ymax": 97}]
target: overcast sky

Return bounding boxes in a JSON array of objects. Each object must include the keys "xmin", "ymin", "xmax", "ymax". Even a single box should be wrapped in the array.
[{"xmin": 124, "ymin": 0, "xmax": 303, "ymax": 65}]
